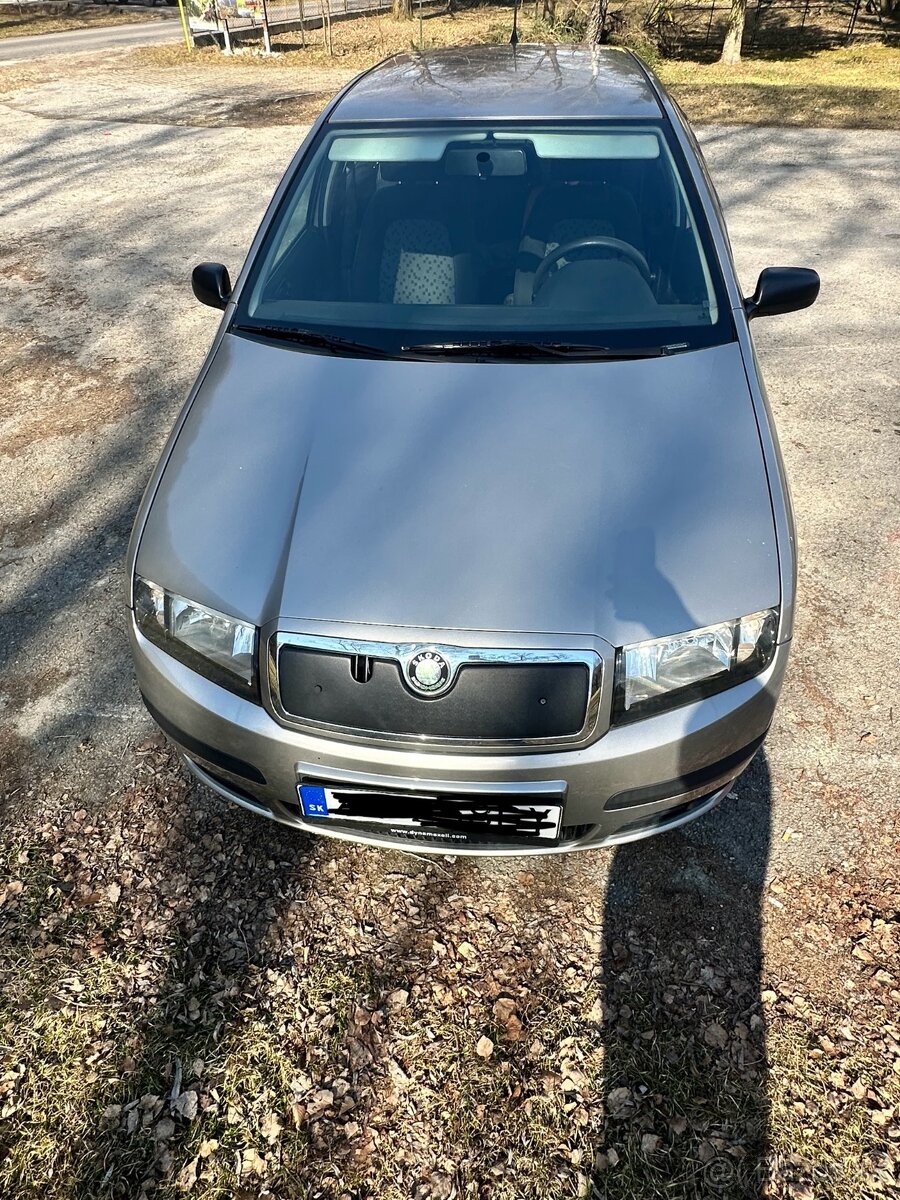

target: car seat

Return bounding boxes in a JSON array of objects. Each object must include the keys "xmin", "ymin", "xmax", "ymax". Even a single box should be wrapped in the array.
[
  {"xmin": 352, "ymin": 172, "xmax": 476, "ymax": 305},
  {"xmin": 512, "ymin": 180, "xmax": 644, "ymax": 305}
]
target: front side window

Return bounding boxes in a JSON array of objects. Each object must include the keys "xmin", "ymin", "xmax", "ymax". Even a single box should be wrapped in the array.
[{"xmin": 235, "ymin": 122, "xmax": 732, "ymax": 358}]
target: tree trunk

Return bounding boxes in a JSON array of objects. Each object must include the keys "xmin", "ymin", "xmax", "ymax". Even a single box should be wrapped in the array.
[
  {"xmin": 719, "ymin": 0, "xmax": 746, "ymax": 63},
  {"xmin": 392, "ymin": 0, "xmax": 413, "ymax": 17},
  {"xmin": 586, "ymin": 0, "xmax": 608, "ymax": 42},
  {"xmin": 323, "ymin": 0, "xmax": 333, "ymax": 56},
  {"xmin": 585, "ymin": 0, "xmax": 614, "ymax": 42}
]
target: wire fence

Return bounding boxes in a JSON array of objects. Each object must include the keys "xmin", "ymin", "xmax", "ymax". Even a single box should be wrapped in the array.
[
  {"xmin": 184, "ymin": 0, "xmax": 394, "ymax": 45},
  {"xmin": 183, "ymin": 0, "xmax": 898, "ymax": 51},
  {"xmin": 645, "ymin": 0, "xmax": 897, "ymax": 51}
]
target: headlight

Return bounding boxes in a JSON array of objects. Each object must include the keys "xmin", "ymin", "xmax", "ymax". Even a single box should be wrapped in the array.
[
  {"xmin": 134, "ymin": 576, "xmax": 258, "ymax": 699},
  {"xmin": 613, "ymin": 609, "xmax": 778, "ymax": 723}
]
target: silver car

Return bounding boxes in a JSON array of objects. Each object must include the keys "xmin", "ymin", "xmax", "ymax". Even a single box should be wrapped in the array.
[{"xmin": 127, "ymin": 45, "xmax": 819, "ymax": 855}]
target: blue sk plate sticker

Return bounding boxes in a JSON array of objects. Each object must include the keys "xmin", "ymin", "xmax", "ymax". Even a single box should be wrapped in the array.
[{"xmin": 299, "ymin": 785, "xmax": 330, "ymax": 818}]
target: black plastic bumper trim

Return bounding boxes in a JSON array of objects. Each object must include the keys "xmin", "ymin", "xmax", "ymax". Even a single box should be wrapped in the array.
[
  {"xmin": 140, "ymin": 695, "xmax": 268, "ymax": 786},
  {"xmin": 604, "ymin": 731, "xmax": 767, "ymax": 811},
  {"xmin": 614, "ymin": 789, "xmax": 719, "ymax": 836},
  {"xmin": 191, "ymin": 761, "xmax": 271, "ymax": 811}
]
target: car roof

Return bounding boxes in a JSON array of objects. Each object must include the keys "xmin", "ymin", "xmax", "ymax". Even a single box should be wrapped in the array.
[{"xmin": 328, "ymin": 44, "xmax": 663, "ymax": 124}]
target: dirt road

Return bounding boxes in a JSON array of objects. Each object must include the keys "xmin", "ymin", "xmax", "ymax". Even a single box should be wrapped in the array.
[{"xmin": 0, "ymin": 60, "xmax": 898, "ymax": 1200}]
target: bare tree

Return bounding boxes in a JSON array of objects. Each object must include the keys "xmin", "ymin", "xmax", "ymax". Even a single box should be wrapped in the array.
[
  {"xmin": 323, "ymin": 0, "xmax": 334, "ymax": 56},
  {"xmin": 720, "ymin": 0, "xmax": 747, "ymax": 64},
  {"xmin": 586, "ymin": 0, "xmax": 609, "ymax": 43},
  {"xmin": 393, "ymin": 0, "xmax": 413, "ymax": 17}
]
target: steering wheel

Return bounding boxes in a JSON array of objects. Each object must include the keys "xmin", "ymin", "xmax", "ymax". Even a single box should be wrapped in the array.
[{"xmin": 531, "ymin": 236, "xmax": 653, "ymax": 298}]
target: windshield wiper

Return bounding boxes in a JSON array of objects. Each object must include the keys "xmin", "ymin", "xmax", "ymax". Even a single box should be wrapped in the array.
[
  {"xmin": 234, "ymin": 326, "xmax": 691, "ymax": 362},
  {"xmin": 402, "ymin": 340, "xmax": 685, "ymax": 361},
  {"xmin": 233, "ymin": 323, "xmax": 392, "ymax": 359}
]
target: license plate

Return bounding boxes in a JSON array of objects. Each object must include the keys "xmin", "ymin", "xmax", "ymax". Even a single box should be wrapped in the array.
[{"xmin": 297, "ymin": 783, "xmax": 563, "ymax": 844}]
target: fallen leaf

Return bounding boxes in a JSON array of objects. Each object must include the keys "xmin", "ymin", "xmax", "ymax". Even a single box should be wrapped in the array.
[
  {"xmin": 704, "ymin": 1023, "xmax": 728, "ymax": 1049},
  {"xmin": 423, "ymin": 1172, "xmax": 453, "ymax": 1199},
  {"xmin": 240, "ymin": 1148, "xmax": 267, "ymax": 1177},
  {"xmin": 173, "ymin": 1090, "xmax": 198, "ymax": 1120},
  {"xmin": 493, "ymin": 997, "xmax": 517, "ymax": 1025},
  {"xmin": 154, "ymin": 1117, "xmax": 175, "ymax": 1142},
  {"xmin": 198, "ymin": 1138, "xmax": 219, "ymax": 1158},
  {"xmin": 388, "ymin": 1058, "xmax": 410, "ymax": 1088},
  {"xmin": 260, "ymin": 1111, "xmax": 283, "ymax": 1143},
  {"xmin": 787, "ymin": 1185, "xmax": 814, "ymax": 1200},
  {"xmin": 504, "ymin": 1014, "xmax": 524, "ymax": 1042},
  {"xmin": 476, "ymin": 1035, "xmax": 495, "ymax": 1059},
  {"xmin": 306, "ymin": 1089, "xmax": 334, "ymax": 1119},
  {"xmin": 641, "ymin": 1133, "xmax": 661, "ymax": 1155},
  {"xmin": 607, "ymin": 1087, "xmax": 632, "ymax": 1116},
  {"xmin": 176, "ymin": 1157, "xmax": 198, "ymax": 1191}
]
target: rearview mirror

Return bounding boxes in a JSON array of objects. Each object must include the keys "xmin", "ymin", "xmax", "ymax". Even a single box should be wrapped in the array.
[
  {"xmin": 744, "ymin": 267, "xmax": 819, "ymax": 320},
  {"xmin": 192, "ymin": 262, "xmax": 232, "ymax": 310}
]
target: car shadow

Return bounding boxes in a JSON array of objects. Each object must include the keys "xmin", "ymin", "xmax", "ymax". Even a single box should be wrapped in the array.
[
  {"xmin": 53, "ymin": 768, "xmax": 466, "ymax": 1198},
  {"xmin": 593, "ymin": 749, "xmax": 772, "ymax": 1198}
]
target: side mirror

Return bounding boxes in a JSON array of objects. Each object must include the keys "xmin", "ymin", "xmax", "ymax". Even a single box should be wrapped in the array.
[
  {"xmin": 192, "ymin": 262, "xmax": 232, "ymax": 310},
  {"xmin": 744, "ymin": 267, "xmax": 819, "ymax": 320}
]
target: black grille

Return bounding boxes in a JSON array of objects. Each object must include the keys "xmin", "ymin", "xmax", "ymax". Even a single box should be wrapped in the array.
[{"xmin": 277, "ymin": 648, "xmax": 590, "ymax": 741}]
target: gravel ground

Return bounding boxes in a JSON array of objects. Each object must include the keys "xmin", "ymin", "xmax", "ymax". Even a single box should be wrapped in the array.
[{"xmin": 0, "ymin": 64, "xmax": 898, "ymax": 1198}]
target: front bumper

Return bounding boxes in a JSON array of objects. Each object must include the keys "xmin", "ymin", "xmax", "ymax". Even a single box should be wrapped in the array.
[{"xmin": 129, "ymin": 620, "xmax": 788, "ymax": 855}]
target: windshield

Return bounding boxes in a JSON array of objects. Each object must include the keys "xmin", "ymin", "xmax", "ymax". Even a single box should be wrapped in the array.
[{"xmin": 234, "ymin": 122, "xmax": 732, "ymax": 359}]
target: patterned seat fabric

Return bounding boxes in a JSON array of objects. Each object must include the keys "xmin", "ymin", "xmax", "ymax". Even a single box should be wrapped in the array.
[
  {"xmin": 378, "ymin": 218, "xmax": 456, "ymax": 305},
  {"xmin": 548, "ymin": 217, "xmax": 616, "ymax": 248},
  {"xmin": 352, "ymin": 182, "xmax": 473, "ymax": 306}
]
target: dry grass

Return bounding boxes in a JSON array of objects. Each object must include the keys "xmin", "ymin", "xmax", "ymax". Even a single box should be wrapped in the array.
[
  {"xmin": 133, "ymin": 11, "xmax": 900, "ymax": 129},
  {"xmin": 0, "ymin": 61, "xmax": 61, "ymax": 93},
  {"xmin": 766, "ymin": 1015, "xmax": 899, "ymax": 1199},
  {"xmin": 0, "ymin": 4, "xmax": 171, "ymax": 40},
  {"xmin": 138, "ymin": 3, "xmax": 527, "ymax": 71},
  {"xmin": 658, "ymin": 44, "xmax": 900, "ymax": 128}
]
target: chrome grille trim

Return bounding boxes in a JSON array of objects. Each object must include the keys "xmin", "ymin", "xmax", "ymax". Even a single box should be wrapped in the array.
[{"xmin": 266, "ymin": 633, "xmax": 603, "ymax": 751}]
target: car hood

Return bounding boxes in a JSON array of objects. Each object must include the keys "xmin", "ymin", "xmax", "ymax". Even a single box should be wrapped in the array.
[{"xmin": 136, "ymin": 333, "xmax": 780, "ymax": 646}]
